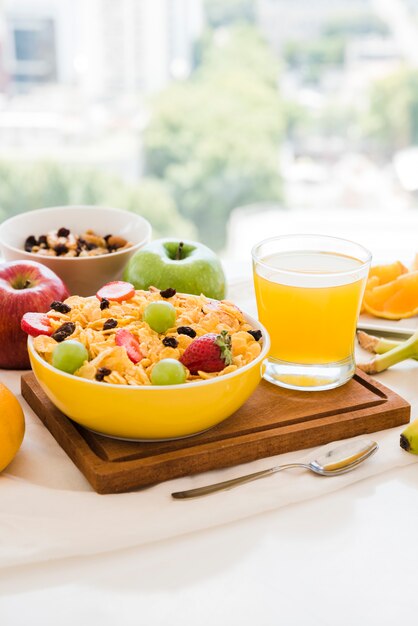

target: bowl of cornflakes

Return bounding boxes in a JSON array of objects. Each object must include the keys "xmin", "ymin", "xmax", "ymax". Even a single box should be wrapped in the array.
[
  {"xmin": 25, "ymin": 284, "xmax": 270, "ymax": 440},
  {"xmin": 0, "ymin": 205, "xmax": 152, "ymax": 296}
]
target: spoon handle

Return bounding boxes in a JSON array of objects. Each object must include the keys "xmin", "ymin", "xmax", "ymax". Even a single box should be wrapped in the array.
[{"xmin": 171, "ymin": 463, "xmax": 307, "ymax": 499}]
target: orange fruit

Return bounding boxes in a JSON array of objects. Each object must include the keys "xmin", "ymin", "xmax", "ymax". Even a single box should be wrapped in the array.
[
  {"xmin": 363, "ymin": 270, "xmax": 418, "ymax": 319},
  {"xmin": 0, "ymin": 381, "xmax": 25, "ymax": 472},
  {"xmin": 360, "ymin": 261, "xmax": 409, "ymax": 314},
  {"xmin": 368, "ymin": 260, "xmax": 408, "ymax": 285}
]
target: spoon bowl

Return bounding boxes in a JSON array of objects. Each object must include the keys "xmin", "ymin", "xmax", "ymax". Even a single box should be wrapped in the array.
[{"xmin": 171, "ymin": 438, "xmax": 379, "ymax": 499}]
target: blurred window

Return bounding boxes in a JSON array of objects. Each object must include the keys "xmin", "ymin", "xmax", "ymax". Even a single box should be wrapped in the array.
[{"xmin": 11, "ymin": 18, "xmax": 56, "ymax": 83}]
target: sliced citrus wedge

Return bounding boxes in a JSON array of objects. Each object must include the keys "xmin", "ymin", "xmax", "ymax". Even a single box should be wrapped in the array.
[
  {"xmin": 368, "ymin": 260, "xmax": 408, "ymax": 285},
  {"xmin": 360, "ymin": 261, "xmax": 409, "ymax": 315},
  {"xmin": 363, "ymin": 270, "xmax": 418, "ymax": 319}
]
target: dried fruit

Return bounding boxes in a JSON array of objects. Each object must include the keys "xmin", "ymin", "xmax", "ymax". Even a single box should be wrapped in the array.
[
  {"xmin": 95, "ymin": 367, "xmax": 111, "ymax": 382},
  {"xmin": 50, "ymin": 301, "xmax": 71, "ymax": 314},
  {"xmin": 177, "ymin": 326, "xmax": 196, "ymax": 338},
  {"xmin": 180, "ymin": 330, "xmax": 232, "ymax": 374},
  {"xmin": 160, "ymin": 288, "xmax": 176, "ymax": 298},
  {"xmin": 24, "ymin": 235, "xmax": 38, "ymax": 252},
  {"xmin": 100, "ymin": 297, "xmax": 110, "ymax": 310},
  {"xmin": 51, "ymin": 322, "xmax": 76, "ymax": 342},
  {"xmin": 103, "ymin": 318, "xmax": 117, "ymax": 330},
  {"xmin": 162, "ymin": 336, "xmax": 178, "ymax": 348},
  {"xmin": 54, "ymin": 244, "xmax": 68, "ymax": 256},
  {"xmin": 247, "ymin": 329, "xmax": 262, "ymax": 341}
]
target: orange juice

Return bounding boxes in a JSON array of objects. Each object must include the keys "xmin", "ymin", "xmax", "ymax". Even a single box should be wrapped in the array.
[{"xmin": 253, "ymin": 251, "xmax": 367, "ymax": 365}]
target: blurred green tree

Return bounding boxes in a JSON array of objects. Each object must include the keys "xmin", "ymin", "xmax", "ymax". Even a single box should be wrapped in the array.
[
  {"xmin": 364, "ymin": 68, "xmax": 418, "ymax": 153},
  {"xmin": 0, "ymin": 161, "xmax": 196, "ymax": 239},
  {"xmin": 144, "ymin": 26, "xmax": 283, "ymax": 249}
]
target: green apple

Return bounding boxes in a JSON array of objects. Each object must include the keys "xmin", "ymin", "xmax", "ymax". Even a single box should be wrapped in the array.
[{"xmin": 123, "ymin": 239, "xmax": 226, "ymax": 300}]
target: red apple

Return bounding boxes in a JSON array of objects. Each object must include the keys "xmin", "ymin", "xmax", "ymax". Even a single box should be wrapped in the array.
[{"xmin": 0, "ymin": 260, "xmax": 69, "ymax": 369}]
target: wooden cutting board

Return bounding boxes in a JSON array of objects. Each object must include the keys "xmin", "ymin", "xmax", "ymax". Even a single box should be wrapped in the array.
[{"xmin": 21, "ymin": 370, "xmax": 410, "ymax": 494}]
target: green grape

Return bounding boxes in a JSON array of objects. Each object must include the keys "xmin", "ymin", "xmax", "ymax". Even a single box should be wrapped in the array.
[
  {"xmin": 151, "ymin": 359, "xmax": 187, "ymax": 385},
  {"xmin": 143, "ymin": 301, "xmax": 176, "ymax": 334},
  {"xmin": 52, "ymin": 340, "xmax": 89, "ymax": 374}
]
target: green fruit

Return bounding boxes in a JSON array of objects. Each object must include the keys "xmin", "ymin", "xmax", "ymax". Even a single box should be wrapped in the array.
[
  {"xmin": 151, "ymin": 359, "xmax": 187, "ymax": 385},
  {"xmin": 400, "ymin": 418, "xmax": 418, "ymax": 454},
  {"xmin": 123, "ymin": 238, "xmax": 226, "ymax": 300},
  {"xmin": 143, "ymin": 301, "xmax": 176, "ymax": 334},
  {"xmin": 52, "ymin": 340, "xmax": 88, "ymax": 374}
]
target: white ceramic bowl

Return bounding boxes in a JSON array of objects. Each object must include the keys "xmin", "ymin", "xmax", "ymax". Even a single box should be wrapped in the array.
[{"xmin": 0, "ymin": 206, "xmax": 152, "ymax": 296}]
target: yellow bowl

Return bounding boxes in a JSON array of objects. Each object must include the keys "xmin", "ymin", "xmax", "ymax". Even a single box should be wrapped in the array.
[{"xmin": 27, "ymin": 314, "xmax": 270, "ymax": 441}]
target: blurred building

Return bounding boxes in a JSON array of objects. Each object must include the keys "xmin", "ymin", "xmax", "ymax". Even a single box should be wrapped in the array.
[
  {"xmin": 0, "ymin": 0, "xmax": 204, "ymax": 97},
  {"xmin": 255, "ymin": 0, "xmax": 370, "ymax": 53}
]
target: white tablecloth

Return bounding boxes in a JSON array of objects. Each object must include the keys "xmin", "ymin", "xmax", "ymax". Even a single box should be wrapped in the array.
[{"xmin": 0, "ymin": 280, "xmax": 417, "ymax": 572}]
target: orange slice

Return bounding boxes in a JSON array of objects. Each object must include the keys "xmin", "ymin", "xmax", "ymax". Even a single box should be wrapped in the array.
[
  {"xmin": 360, "ymin": 261, "xmax": 409, "ymax": 314},
  {"xmin": 368, "ymin": 260, "xmax": 408, "ymax": 284},
  {"xmin": 363, "ymin": 270, "xmax": 418, "ymax": 319}
]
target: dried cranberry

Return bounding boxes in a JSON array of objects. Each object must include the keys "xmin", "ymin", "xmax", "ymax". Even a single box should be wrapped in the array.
[
  {"xmin": 162, "ymin": 336, "xmax": 179, "ymax": 348},
  {"xmin": 50, "ymin": 301, "xmax": 71, "ymax": 314},
  {"xmin": 100, "ymin": 298, "xmax": 110, "ymax": 310},
  {"xmin": 95, "ymin": 367, "xmax": 111, "ymax": 382},
  {"xmin": 160, "ymin": 288, "xmax": 176, "ymax": 298},
  {"xmin": 51, "ymin": 322, "xmax": 76, "ymax": 342},
  {"xmin": 177, "ymin": 326, "xmax": 196, "ymax": 338},
  {"xmin": 247, "ymin": 330, "xmax": 262, "ymax": 341},
  {"xmin": 57, "ymin": 227, "xmax": 70, "ymax": 238},
  {"xmin": 103, "ymin": 318, "xmax": 117, "ymax": 330}
]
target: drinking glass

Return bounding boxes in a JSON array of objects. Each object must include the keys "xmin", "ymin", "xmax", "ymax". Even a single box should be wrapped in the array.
[{"xmin": 252, "ymin": 234, "xmax": 371, "ymax": 391}]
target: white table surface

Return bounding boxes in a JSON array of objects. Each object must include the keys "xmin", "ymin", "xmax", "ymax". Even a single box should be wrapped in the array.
[{"xmin": 1, "ymin": 268, "xmax": 418, "ymax": 626}]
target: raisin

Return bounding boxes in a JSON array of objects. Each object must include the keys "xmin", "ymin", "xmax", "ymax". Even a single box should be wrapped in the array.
[
  {"xmin": 54, "ymin": 244, "xmax": 68, "ymax": 256},
  {"xmin": 177, "ymin": 326, "xmax": 196, "ymax": 338},
  {"xmin": 160, "ymin": 287, "xmax": 176, "ymax": 298},
  {"xmin": 103, "ymin": 318, "xmax": 117, "ymax": 330},
  {"xmin": 50, "ymin": 301, "xmax": 71, "ymax": 314},
  {"xmin": 57, "ymin": 227, "xmax": 70, "ymax": 238},
  {"xmin": 51, "ymin": 322, "xmax": 76, "ymax": 342},
  {"xmin": 162, "ymin": 336, "xmax": 178, "ymax": 348},
  {"xmin": 100, "ymin": 298, "xmax": 110, "ymax": 310},
  {"xmin": 104, "ymin": 234, "xmax": 112, "ymax": 242},
  {"xmin": 247, "ymin": 329, "xmax": 262, "ymax": 341},
  {"xmin": 95, "ymin": 367, "xmax": 111, "ymax": 382},
  {"xmin": 38, "ymin": 235, "xmax": 48, "ymax": 246},
  {"xmin": 24, "ymin": 235, "xmax": 38, "ymax": 252}
]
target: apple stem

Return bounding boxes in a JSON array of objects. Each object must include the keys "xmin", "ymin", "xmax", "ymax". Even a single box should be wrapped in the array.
[
  {"xmin": 12, "ymin": 276, "xmax": 32, "ymax": 290},
  {"xmin": 176, "ymin": 241, "xmax": 184, "ymax": 261}
]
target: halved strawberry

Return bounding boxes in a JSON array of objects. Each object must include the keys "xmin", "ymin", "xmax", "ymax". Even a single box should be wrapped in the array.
[
  {"xmin": 115, "ymin": 329, "xmax": 143, "ymax": 363},
  {"xmin": 180, "ymin": 330, "xmax": 232, "ymax": 374},
  {"xmin": 96, "ymin": 281, "xmax": 135, "ymax": 303},
  {"xmin": 21, "ymin": 312, "xmax": 53, "ymax": 337}
]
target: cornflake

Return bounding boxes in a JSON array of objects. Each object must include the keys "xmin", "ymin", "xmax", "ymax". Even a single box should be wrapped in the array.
[{"xmin": 34, "ymin": 290, "xmax": 262, "ymax": 385}]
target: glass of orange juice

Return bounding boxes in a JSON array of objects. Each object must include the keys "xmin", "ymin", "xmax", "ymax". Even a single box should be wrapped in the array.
[{"xmin": 252, "ymin": 235, "xmax": 371, "ymax": 391}]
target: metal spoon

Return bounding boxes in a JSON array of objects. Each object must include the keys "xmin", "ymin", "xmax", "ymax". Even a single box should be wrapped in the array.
[{"xmin": 171, "ymin": 438, "xmax": 378, "ymax": 499}]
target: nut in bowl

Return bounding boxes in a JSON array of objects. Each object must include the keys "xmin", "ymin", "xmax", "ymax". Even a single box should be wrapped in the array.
[
  {"xmin": 25, "ymin": 285, "xmax": 270, "ymax": 440},
  {"xmin": 0, "ymin": 206, "xmax": 152, "ymax": 296}
]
